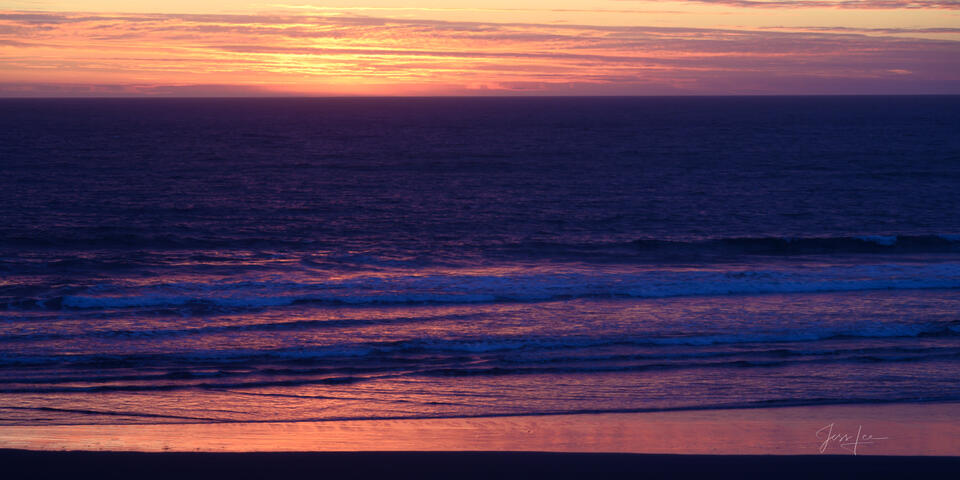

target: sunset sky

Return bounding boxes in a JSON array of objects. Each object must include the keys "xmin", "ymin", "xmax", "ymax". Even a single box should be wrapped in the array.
[{"xmin": 2, "ymin": 1, "xmax": 959, "ymax": 95}]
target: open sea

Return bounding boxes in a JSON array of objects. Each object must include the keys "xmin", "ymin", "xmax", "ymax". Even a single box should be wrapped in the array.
[{"xmin": 1, "ymin": 96, "xmax": 959, "ymax": 427}]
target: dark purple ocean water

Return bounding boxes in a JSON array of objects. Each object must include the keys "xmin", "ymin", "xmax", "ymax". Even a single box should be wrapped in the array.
[{"xmin": 1, "ymin": 96, "xmax": 959, "ymax": 425}]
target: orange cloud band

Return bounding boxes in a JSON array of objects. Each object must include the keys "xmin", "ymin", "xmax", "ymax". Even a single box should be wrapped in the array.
[{"xmin": 1, "ymin": 11, "xmax": 958, "ymax": 95}]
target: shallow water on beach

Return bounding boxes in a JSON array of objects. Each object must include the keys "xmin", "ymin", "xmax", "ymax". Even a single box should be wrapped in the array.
[
  {"xmin": 2, "ymin": 290, "xmax": 960, "ymax": 425},
  {"xmin": 1, "ymin": 97, "xmax": 959, "ymax": 427}
]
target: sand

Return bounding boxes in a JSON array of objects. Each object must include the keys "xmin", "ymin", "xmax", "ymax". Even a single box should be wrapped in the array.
[
  {"xmin": 2, "ymin": 402, "xmax": 957, "ymax": 455},
  {"xmin": 2, "ymin": 450, "xmax": 959, "ymax": 479},
  {"xmin": 1, "ymin": 402, "xmax": 957, "ymax": 478}
]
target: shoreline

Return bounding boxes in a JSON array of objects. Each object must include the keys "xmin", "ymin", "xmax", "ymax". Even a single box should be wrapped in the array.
[
  {"xmin": 2, "ymin": 450, "xmax": 959, "ymax": 479},
  {"xmin": 2, "ymin": 401, "xmax": 957, "ymax": 456}
]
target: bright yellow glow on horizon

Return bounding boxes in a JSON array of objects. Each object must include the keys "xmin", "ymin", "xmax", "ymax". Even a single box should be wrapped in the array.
[{"xmin": 1, "ymin": 1, "xmax": 958, "ymax": 95}]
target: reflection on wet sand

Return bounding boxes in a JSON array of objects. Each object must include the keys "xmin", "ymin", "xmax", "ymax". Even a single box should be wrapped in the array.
[{"xmin": 1, "ymin": 403, "xmax": 957, "ymax": 456}]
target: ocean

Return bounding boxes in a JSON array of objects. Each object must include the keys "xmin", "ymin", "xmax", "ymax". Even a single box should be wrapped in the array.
[{"xmin": 1, "ymin": 96, "xmax": 959, "ymax": 427}]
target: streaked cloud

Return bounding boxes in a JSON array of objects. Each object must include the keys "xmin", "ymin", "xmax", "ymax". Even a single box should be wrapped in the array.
[
  {"xmin": 623, "ymin": 0, "xmax": 960, "ymax": 8},
  {"xmin": 1, "ymin": 11, "xmax": 958, "ymax": 95},
  {"xmin": 0, "ymin": 82, "xmax": 278, "ymax": 97},
  {"xmin": 274, "ymin": 1, "xmax": 960, "ymax": 12}
]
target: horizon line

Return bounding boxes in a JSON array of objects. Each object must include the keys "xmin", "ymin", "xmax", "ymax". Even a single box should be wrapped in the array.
[{"xmin": 3, "ymin": 93, "xmax": 960, "ymax": 99}]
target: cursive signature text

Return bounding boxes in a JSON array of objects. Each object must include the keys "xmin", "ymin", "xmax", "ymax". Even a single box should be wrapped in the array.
[{"xmin": 816, "ymin": 423, "xmax": 888, "ymax": 455}]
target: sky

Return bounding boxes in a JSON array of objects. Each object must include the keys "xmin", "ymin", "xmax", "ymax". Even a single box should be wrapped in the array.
[{"xmin": 1, "ymin": 1, "xmax": 959, "ymax": 96}]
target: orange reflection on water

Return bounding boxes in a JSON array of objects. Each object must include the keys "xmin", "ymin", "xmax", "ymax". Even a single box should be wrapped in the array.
[{"xmin": 1, "ymin": 403, "xmax": 957, "ymax": 455}]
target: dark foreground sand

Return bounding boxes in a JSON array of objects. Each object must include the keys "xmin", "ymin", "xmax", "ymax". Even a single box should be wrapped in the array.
[{"xmin": 3, "ymin": 449, "xmax": 959, "ymax": 480}]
